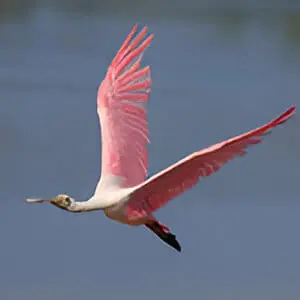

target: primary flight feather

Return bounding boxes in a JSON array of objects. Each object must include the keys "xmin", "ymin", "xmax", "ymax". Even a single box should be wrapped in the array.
[{"xmin": 26, "ymin": 24, "xmax": 295, "ymax": 253}]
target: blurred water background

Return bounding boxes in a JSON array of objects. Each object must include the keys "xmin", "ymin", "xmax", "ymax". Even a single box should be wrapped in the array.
[{"xmin": 0, "ymin": 0, "xmax": 300, "ymax": 299}]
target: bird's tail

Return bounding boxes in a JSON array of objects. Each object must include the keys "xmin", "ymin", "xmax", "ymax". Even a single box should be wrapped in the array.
[{"xmin": 145, "ymin": 221, "xmax": 181, "ymax": 252}]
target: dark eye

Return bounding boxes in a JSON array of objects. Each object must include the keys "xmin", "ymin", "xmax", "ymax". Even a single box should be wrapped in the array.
[{"xmin": 64, "ymin": 197, "xmax": 71, "ymax": 205}]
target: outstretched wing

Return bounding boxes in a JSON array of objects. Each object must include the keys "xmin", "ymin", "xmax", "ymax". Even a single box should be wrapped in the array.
[
  {"xmin": 96, "ymin": 25, "xmax": 154, "ymax": 190},
  {"xmin": 125, "ymin": 106, "xmax": 295, "ymax": 220}
]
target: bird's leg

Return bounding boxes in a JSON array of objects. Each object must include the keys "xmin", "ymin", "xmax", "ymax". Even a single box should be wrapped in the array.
[{"xmin": 145, "ymin": 221, "xmax": 182, "ymax": 252}]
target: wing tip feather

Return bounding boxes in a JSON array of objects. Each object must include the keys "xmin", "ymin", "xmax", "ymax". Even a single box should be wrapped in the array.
[{"xmin": 272, "ymin": 105, "xmax": 296, "ymax": 126}]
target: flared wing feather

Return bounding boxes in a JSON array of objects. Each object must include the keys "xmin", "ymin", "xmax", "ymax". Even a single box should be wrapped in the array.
[
  {"xmin": 96, "ymin": 25, "xmax": 154, "ymax": 190},
  {"xmin": 125, "ymin": 106, "xmax": 295, "ymax": 220}
]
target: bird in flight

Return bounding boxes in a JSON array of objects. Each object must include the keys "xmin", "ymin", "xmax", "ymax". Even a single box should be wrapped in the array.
[{"xmin": 26, "ymin": 24, "xmax": 295, "ymax": 252}]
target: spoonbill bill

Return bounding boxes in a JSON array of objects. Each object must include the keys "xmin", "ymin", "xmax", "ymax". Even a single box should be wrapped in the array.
[{"xmin": 26, "ymin": 24, "xmax": 295, "ymax": 252}]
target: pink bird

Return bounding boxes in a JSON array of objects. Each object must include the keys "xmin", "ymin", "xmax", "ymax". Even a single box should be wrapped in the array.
[{"xmin": 26, "ymin": 24, "xmax": 295, "ymax": 252}]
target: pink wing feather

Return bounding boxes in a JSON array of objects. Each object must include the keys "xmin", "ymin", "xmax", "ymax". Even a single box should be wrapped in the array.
[
  {"xmin": 97, "ymin": 25, "xmax": 154, "ymax": 188},
  {"xmin": 125, "ymin": 106, "xmax": 295, "ymax": 219}
]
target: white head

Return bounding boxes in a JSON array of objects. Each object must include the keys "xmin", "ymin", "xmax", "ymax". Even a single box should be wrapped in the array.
[
  {"xmin": 50, "ymin": 194, "xmax": 76, "ymax": 211},
  {"xmin": 26, "ymin": 194, "xmax": 76, "ymax": 212}
]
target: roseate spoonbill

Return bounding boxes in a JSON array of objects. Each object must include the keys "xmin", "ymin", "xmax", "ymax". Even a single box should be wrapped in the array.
[{"xmin": 26, "ymin": 24, "xmax": 295, "ymax": 252}]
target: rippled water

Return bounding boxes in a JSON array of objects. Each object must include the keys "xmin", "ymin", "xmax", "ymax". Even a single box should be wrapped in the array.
[{"xmin": 0, "ymin": 1, "xmax": 300, "ymax": 299}]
